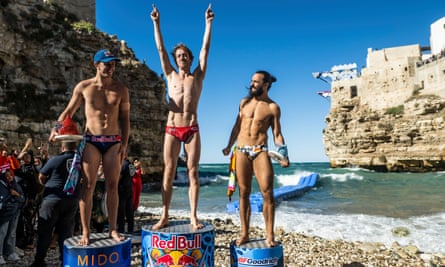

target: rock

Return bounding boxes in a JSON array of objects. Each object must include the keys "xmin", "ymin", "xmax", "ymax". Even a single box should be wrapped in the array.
[
  {"xmin": 322, "ymin": 44, "xmax": 445, "ymax": 172},
  {"xmin": 391, "ymin": 226, "xmax": 410, "ymax": 237},
  {"xmin": 0, "ymin": 1, "xmax": 167, "ymax": 179},
  {"xmin": 11, "ymin": 213, "xmax": 445, "ymax": 266},
  {"xmin": 403, "ymin": 244, "xmax": 420, "ymax": 257}
]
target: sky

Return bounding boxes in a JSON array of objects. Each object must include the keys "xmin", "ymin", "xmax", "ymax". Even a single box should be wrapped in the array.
[{"xmin": 96, "ymin": 0, "xmax": 445, "ymax": 164}]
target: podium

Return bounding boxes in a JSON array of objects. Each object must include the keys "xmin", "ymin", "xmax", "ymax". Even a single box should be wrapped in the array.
[
  {"xmin": 63, "ymin": 233, "xmax": 132, "ymax": 267},
  {"xmin": 142, "ymin": 220, "xmax": 215, "ymax": 266},
  {"xmin": 230, "ymin": 239, "xmax": 284, "ymax": 267}
]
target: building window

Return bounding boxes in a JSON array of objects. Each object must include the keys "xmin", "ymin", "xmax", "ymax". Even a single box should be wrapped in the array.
[{"xmin": 350, "ymin": 86, "xmax": 357, "ymax": 98}]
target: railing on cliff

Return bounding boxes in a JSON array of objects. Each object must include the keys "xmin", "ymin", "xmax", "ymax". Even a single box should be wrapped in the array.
[{"xmin": 312, "ymin": 63, "xmax": 359, "ymax": 100}]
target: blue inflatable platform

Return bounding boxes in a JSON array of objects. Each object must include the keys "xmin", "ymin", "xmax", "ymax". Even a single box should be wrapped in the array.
[{"xmin": 226, "ymin": 172, "xmax": 319, "ymax": 213}]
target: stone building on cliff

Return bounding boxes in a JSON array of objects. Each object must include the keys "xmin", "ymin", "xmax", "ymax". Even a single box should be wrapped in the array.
[
  {"xmin": 0, "ymin": 0, "xmax": 167, "ymax": 179},
  {"xmin": 314, "ymin": 17, "xmax": 445, "ymax": 172}
]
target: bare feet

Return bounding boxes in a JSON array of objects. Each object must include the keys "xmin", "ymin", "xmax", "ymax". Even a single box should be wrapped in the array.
[
  {"xmin": 152, "ymin": 218, "xmax": 169, "ymax": 230},
  {"xmin": 109, "ymin": 229, "xmax": 125, "ymax": 242},
  {"xmin": 235, "ymin": 235, "xmax": 249, "ymax": 246},
  {"xmin": 190, "ymin": 218, "xmax": 204, "ymax": 230},
  {"xmin": 78, "ymin": 234, "xmax": 90, "ymax": 246}
]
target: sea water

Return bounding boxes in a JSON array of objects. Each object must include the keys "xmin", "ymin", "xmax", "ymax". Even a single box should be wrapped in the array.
[{"xmin": 138, "ymin": 162, "xmax": 445, "ymax": 254}]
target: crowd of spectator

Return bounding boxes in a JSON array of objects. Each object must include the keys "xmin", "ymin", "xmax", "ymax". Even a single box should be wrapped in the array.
[{"xmin": 0, "ymin": 137, "xmax": 144, "ymax": 266}]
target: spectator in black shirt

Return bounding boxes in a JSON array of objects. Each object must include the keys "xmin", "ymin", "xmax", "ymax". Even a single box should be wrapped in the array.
[
  {"xmin": 15, "ymin": 151, "xmax": 40, "ymax": 249},
  {"xmin": 30, "ymin": 141, "xmax": 80, "ymax": 267}
]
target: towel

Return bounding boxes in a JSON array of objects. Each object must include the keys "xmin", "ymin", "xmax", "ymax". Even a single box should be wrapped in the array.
[
  {"xmin": 63, "ymin": 138, "xmax": 85, "ymax": 195},
  {"xmin": 227, "ymin": 147, "xmax": 236, "ymax": 201}
]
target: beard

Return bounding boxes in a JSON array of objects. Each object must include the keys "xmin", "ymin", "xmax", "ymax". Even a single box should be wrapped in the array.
[{"xmin": 249, "ymin": 86, "xmax": 264, "ymax": 97}]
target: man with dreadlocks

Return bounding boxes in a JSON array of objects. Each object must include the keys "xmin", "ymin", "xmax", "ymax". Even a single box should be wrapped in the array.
[{"xmin": 222, "ymin": 70, "xmax": 290, "ymax": 247}]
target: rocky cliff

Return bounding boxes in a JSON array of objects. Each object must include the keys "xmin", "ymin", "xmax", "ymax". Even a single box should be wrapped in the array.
[
  {"xmin": 323, "ymin": 49, "xmax": 445, "ymax": 172},
  {"xmin": 324, "ymin": 95, "xmax": 445, "ymax": 172},
  {"xmin": 316, "ymin": 17, "xmax": 445, "ymax": 173},
  {"xmin": 0, "ymin": 0, "xmax": 167, "ymax": 179}
]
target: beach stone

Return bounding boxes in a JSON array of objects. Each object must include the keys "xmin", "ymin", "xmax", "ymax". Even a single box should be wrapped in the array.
[
  {"xmin": 392, "ymin": 226, "xmax": 410, "ymax": 237},
  {"xmin": 403, "ymin": 244, "xmax": 420, "ymax": 256},
  {"xmin": 6, "ymin": 213, "xmax": 445, "ymax": 267},
  {"xmin": 358, "ymin": 242, "xmax": 381, "ymax": 253}
]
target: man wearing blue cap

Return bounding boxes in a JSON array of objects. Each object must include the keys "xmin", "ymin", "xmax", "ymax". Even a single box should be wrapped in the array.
[{"xmin": 49, "ymin": 49, "xmax": 130, "ymax": 246}]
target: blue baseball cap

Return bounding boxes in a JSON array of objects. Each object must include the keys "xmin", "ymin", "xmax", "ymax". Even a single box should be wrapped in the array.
[{"xmin": 93, "ymin": 49, "xmax": 120, "ymax": 63}]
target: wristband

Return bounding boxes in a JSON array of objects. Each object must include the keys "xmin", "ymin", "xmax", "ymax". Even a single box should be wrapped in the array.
[{"xmin": 276, "ymin": 145, "xmax": 288, "ymax": 158}]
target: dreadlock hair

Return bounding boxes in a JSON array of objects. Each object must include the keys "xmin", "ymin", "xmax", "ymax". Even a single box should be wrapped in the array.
[
  {"xmin": 242, "ymin": 70, "xmax": 278, "ymax": 107},
  {"xmin": 256, "ymin": 70, "xmax": 277, "ymax": 90}
]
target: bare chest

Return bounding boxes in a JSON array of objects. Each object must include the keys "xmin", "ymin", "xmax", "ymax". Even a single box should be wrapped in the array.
[
  {"xmin": 241, "ymin": 101, "xmax": 270, "ymax": 121},
  {"xmin": 84, "ymin": 87, "xmax": 121, "ymax": 110},
  {"xmin": 168, "ymin": 75, "xmax": 196, "ymax": 97}
]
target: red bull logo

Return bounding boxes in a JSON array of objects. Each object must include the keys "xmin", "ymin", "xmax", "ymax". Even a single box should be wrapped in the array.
[
  {"xmin": 151, "ymin": 249, "xmax": 202, "ymax": 266},
  {"xmin": 178, "ymin": 254, "xmax": 199, "ymax": 266},
  {"xmin": 152, "ymin": 234, "xmax": 201, "ymax": 250},
  {"xmin": 142, "ymin": 221, "xmax": 215, "ymax": 266},
  {"xmin": 154, "ymin": 254, "xmax": 174, "ymax": 266}
]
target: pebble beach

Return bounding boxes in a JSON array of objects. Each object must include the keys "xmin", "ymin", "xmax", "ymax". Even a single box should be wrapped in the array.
[{"xmin": 5, "ymin": 213, "xmax": 445, "ymax": 267}]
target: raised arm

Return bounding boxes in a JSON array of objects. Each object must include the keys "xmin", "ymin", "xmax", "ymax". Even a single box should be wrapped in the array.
[
  {"xmin": 151, "ymin": 4, "xmax": 174, "ymax": 77},
  {"xmin": 195, "ymin": 4, "xmax": 214, "ymax": 77},
  {"xmin": 17, "ymin": 138, "xmax": 32, "ymax": 160}
]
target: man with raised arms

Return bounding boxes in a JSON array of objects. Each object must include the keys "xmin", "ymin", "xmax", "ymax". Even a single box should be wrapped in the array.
[
  {"xmin": 49, "ymin": 49, "xmax": 130, "ymax": 246},
  {"xmin": 150, "ymin": 4, "xmax": 214, "ymax": 230},
  {"xmin": 222, "ymin": 70, "xmax": 290, "ymax": 247}
]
